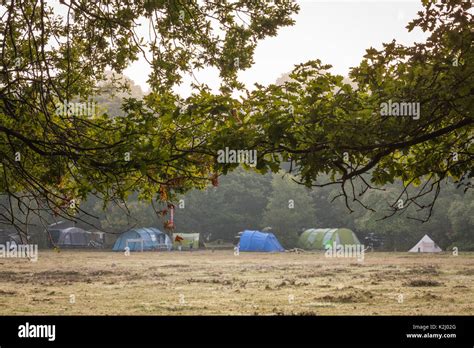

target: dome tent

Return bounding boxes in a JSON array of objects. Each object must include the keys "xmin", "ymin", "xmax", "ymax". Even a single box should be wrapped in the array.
[
  {"xmin": 297, "ymin": 228, "xmax": 361, "ymax": 250},
  {"xmin": 238, "ymin": 230, "xmax": 284, "ymax": 252},
  {"xmin": 112, "ymin": 227, "xmax": 171, "ymax": 251}
]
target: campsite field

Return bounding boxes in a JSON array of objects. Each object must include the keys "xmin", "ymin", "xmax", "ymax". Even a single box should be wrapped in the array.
[{"xmin": 0, "ymin": 250, "xmax": 473, "ymax": 315}]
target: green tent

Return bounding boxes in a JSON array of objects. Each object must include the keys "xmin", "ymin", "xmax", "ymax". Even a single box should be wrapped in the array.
[
  {"xmin": 297, "ymin": 228, "xmax": 361, "ymax": 250},
  {"xmin": 172, "ymin": 233, "xmax": 200, "ymax": 249}
]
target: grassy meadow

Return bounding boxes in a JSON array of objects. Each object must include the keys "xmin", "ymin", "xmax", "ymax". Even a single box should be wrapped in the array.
[{"xmin": 0, "ymin": 250, "xmax": 472, "ymax": 315}]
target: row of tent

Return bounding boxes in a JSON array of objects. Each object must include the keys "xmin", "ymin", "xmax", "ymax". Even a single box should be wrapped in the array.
[
  {"xmin": 42, "ymin": 225, "xmax": 443, "ymax": 253},
  {"xmin": 111, "ymin": 228, "xmax": 360, "ymax": 252},
  {"xmin": 238, "ymin": 229, "xmax": 443, "ymax": 253},
  {"xmin": 46, "ymin": 226, "xmax": 358, "ymax": 252},
  {"xmin": 44, "ymin": 225, "xmax": 198, "ymax": 251},
  {"xmin": 238, "ymin": 228, "xmax": 361, "ymax": 252}
]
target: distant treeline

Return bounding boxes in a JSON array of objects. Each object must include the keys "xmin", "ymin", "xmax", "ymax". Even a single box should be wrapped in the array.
[{"xmin": 4, "ymin": 167, "xmax": 470, "ymax": 251}]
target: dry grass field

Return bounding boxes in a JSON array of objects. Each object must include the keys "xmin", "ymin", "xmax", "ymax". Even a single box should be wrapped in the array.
[{"xmin": 0, "ymin": 250, "xmax": 472, "ymax": 315}]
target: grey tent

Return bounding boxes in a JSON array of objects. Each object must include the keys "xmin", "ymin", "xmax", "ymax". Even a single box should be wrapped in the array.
[
  {"xmin": 47, "ymin": 227, "xmax": 102, "ymax": 248},
  {"xmin": 0, "ymin": 229, "xmax": 21, "ymax": 245}
]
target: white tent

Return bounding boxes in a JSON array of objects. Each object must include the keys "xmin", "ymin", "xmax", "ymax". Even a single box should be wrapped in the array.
[{"xmin": 408, "ymin": 234, "xmax": 442, "ymax": 253}]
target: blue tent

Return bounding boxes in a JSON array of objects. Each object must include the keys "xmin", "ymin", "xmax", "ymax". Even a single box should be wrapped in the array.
[
  {"xmin": 112, "ymin": 227, "xmax": 171, "ymax": 251},
  {"xmin": 238, "ymin": 230, "xmax": 285, "ymax": 252}
]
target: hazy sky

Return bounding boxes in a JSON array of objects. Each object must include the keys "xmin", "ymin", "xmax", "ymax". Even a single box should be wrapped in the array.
[{"xmin": 124, "ymin": 0, "xmax": 428, "ymax": 96}]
